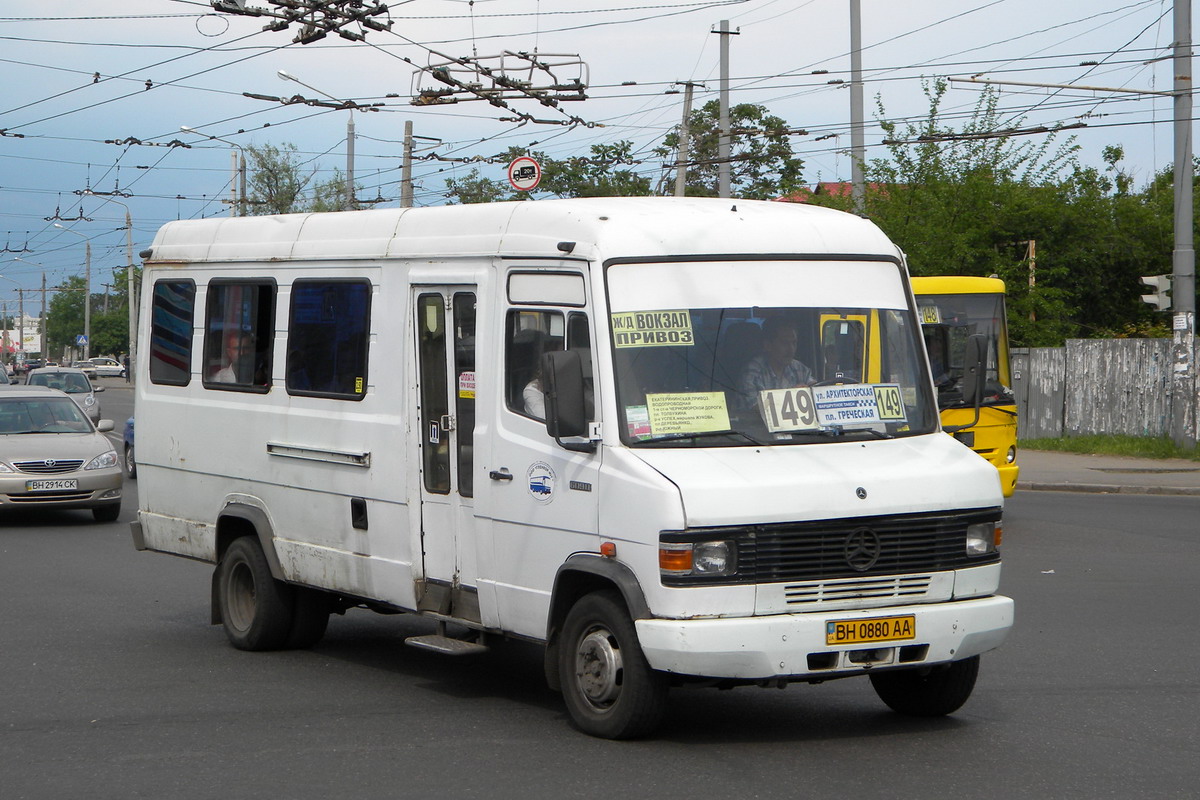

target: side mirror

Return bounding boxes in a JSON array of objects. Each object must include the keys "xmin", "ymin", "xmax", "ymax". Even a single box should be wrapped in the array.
[
  {"xmin": 542, "ymin": 350, "xmax": 596, "ymax": 453},
  {"xmin": 93, "ymin": 383, "xmax": 105, "ymax": 392},
  {"xmin": 946, "ymin": 333, "xmax": 988, "ymax": 434},
  {"xmin": 960, "ymin": 333, "xmax": 987, "ymax": 408}
]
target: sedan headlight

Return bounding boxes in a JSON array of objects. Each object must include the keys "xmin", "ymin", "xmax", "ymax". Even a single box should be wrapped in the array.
[
  {"xmin": 85, "ymin": 450, "xmax": 119, "ymax": 470},
  {"xmin": 83, "ymin": 395, "xmax": 97, "ymax": 407},
  {"xmin": 965, "ymin": 522, "xmax": 998, "ymax": 555}
]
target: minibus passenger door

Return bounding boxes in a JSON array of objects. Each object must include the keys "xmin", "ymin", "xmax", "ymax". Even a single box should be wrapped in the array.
[{"xmin": 414, "ymin": 289, "xmax": 479, "ymax": 620}]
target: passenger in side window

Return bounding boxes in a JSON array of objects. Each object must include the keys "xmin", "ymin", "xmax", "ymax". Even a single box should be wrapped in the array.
[
  {"xmin": 210, "ymin": 330, "xmax": 253, "ymax": 383},
  {"xmin": 524, "ymin": 362, "xmax": 545, "ymax": 419}
]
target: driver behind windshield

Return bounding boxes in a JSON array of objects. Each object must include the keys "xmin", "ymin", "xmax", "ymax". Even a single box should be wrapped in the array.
[{"xmin": 737, "ymin": 317, "xmax": 815, "ymax": 415}]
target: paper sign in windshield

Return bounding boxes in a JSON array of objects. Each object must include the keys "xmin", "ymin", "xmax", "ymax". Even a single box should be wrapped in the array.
[
  {"xmin": 760, "ymin": 383, "xmax": 906, "ymax": 432},
  {"xmin": 611, "ymin": 310, "xmax": 694, "ymax": 348},
  {"xmin": 646, "ymin": 392, "xmax": 730, "ymax": 435},
  {"xmin": 918, "ymin": 304, "xmax": 942, "ymax": 324}
]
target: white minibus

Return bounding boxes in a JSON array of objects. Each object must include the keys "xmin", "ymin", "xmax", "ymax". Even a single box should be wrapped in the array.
[{"xmin": 131, "ymin": 197, "xmax": 1012, "ymax": 739}]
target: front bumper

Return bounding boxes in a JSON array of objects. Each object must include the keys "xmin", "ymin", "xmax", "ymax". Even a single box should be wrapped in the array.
[
  {"xmin": 635, "ymin": 594, "xmax": 1013, "ymax": 680},
  {"xmin": 0, "ymin": 471, "xmax": 123, "ymax": 510}
]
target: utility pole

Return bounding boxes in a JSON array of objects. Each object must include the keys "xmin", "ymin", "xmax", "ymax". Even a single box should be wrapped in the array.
[
  {"xmin": 346, "ymin": 112, "xmax": 356, "ymax": 211},
  {"xmin": 401, "ymin": 120, "xmax": 414, "ymax": 208},
  {"xmin": 673, "ymin": 82, "xmax": 701, "ymax": 196},
  {"xmin": 715, "ymin": 20, "xmax": 738, "ymax": 198},
  {"xmin": 849, "ymin": 0, "xmax": 866, "ymax": 213},
  {"xmin": 1171, "ymin": 0, "xmax": 1195, "ymax": 448}
]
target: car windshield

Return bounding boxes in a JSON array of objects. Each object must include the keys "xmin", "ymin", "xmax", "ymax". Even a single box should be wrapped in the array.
[
  {"xmin": 607, "ymin": 259, "xmax": 939, "ymax": 447},
  {"xmin": 916, "ymin": 292, "xmax": 1014, "ymax": 409},
  {"xmin": 0, "ymin": 397, "xmax": 93, "ymax": 434},
  {"xmin": 29, "ymin": 372, "xmax": 92, "ymax": 393}
]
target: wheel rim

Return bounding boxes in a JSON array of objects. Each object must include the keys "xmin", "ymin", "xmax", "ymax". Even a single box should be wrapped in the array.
[
  {"xmin": 225, "ymin": 559, "xmax": 257, "ymax": 633},
  {"xmin": 574, "ymin": 625, "xmax": 624, "ymax": 710}
]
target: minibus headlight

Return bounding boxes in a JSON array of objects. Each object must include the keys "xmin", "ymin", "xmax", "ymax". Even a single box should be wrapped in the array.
[
  {"xmin": 1006, "ymin": 445, "xmax": 1017, "ymax": 464},
  {"xmin": 659, "ymin": 539, "xmax": 737, "ymax": 578},
  {"xmin": 965, "ymin": 522, "xmax": 997, "ymax": 555},
  {"xmin": 693, "ymin": 541, "xmax": 733, "ymax": 575}
]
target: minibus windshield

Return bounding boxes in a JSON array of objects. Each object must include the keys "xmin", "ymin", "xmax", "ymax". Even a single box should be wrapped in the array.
[
  {"xmin": 606, "ymin": 259, "xmax": 939, "ymax": 447},
  {"xmin": 915, "ymin": 292, "xmax": 1014, "ymax": 410}
]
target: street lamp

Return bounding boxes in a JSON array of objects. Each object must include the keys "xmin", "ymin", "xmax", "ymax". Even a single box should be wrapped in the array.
[
  {"xmin": 83, "ymin": 190, "xmax": 137, "ymax": 382},
  {"xmin": 180, "ymin": 125, "xmax": 247, "ymax": 216},
  {"xmin": 11, "ymin": 256, "xmax": 48, "ymax": 360},
  {"xmin": 278, "ymin": 69, "xmax": 356, "ymax": 210},
  {"xmin": 53, "ymin": 223, "xmax": 91, "ymax": 360}
]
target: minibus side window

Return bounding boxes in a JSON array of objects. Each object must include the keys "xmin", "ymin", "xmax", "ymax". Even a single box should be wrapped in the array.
[
  {"xmin": 285, "ymin": 280, "xmax": 370, "ymax": 399},
  {"xmin": 454, "ymin": 292, "xmax": 476, "ymax": 497},
  {"xmin": 149, "ymin": 280, "xmax": 195, "ymax": 386},
  {"xmin": 203, "ymin": 282, "xmax": 274, "ymax": 392},
  {"xmin": 505, "ymin": 309, "xmax": 564, "ymax": 420},
  {"xmin": 505, "ymin": 309, "xmax": 592, "ymax": 422}
]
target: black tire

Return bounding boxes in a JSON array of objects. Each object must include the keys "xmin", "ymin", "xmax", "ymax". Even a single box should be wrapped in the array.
[
  {"xmin": 124, "ymin": 443, "xmax": 137, "ymax": 479},
  {"xmin": 869, "ymin": 655, "xmax": 981, "ymax": 717},
  {"xmin": 216, "ymin": 537, "xmax": 295, "ymax": 651},
  {"xmin": 92, "ymin": 503, "xmax": 121, "ymax": 523},
  {"xmin": 286, "ymin": 588, "xmax": 330, "ymax": 649},
  {"xmin": 558, "ymin": 590, "xmax": 669, "ymax": 739}
]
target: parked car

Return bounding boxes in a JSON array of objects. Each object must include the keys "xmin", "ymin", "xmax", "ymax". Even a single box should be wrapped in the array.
[
  {"xmin": 0, "ymin": 386, "xmax": 122, "ymax": 522},
  {"xmin": 123, "ymin": 417, "xmax": 135, "ymax": 479},
  {"xmin": 25, "ymin": 367, "xmax": 103, "ymax": 424},
  {"xmin": 90, "ymin": 357, "xmax": 125, "ymax": 378},
  {"xmin": 72, "ymin": 361, "xmax": 98, "ymax": 380}
]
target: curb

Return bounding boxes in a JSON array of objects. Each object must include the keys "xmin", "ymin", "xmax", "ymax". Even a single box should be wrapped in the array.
[{"xmin": 1020, "ymin": 482, "xmax": 1200, "ymax": 496}]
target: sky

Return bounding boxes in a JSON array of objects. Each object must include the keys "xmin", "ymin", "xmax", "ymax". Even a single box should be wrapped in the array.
[{"xmin": 0, "ymin": 0, "xmax": 1188, "ymax": 307}]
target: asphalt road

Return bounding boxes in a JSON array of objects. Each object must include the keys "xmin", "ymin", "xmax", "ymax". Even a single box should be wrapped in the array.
[{"xmin": 1, "ymin": 395, "xmax": 1196, "ymax": 798}]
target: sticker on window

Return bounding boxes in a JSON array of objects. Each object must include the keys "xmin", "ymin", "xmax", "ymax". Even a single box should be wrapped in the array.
[
  {"xmin": 458, "ymin": 371, "xmax": 476, "ymax": 399},
  {"xmin": 626, "ymin": 404, "xmax": 652, "ymax": 439},
  {"xmin": 611, "ymin": 310, "xmax": 694, "ymax": 348},
  {"xmin": 645, "ymin": 392, "xmax": 730, "ymax": 435},
  {"xmin": 760, "ymin": 383, "xmax": 907, "ymax": 433},
  {"xmin": 919, "ymin": 304, "xmax": 942, "ymax": 324}
]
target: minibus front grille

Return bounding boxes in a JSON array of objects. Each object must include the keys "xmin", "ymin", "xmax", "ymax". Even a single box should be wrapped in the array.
[{"xmin": 661, "ymin": 508, "xmax": 1000, "ymax": 586}]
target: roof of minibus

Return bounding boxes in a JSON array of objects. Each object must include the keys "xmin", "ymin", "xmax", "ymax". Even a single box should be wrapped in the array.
[
  {"xmin": 910, "ymin": 275, "xmax": 1007, "ymax": 295},
  {"xmin": 144, "ymin": 196, "xmax": 902, "ymax": 265}
]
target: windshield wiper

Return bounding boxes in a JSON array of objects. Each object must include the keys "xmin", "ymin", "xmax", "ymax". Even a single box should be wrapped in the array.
[
  {"xmin": 634, "ymin": 429, "xmax": 764, "ymax": 446},
  {"xmin": 815, "ymin": 426, "xmax": 895, "ymax": 440}
]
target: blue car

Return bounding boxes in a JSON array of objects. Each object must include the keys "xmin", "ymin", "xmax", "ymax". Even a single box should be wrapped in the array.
[{"xmin": 123, "ymin": 417, "xmax": 136, "ymax": 479}]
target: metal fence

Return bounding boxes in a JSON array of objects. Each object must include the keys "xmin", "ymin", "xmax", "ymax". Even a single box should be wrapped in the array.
[{"xmin": 1012, "ymin": 339, "xmax": 1176, "ymax": 439}]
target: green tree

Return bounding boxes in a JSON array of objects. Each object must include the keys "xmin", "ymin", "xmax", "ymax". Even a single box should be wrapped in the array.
[
  {"xmin": 655, "ymin": 101, "xmax": 804, "ymax": 199},
  {"xmin": 444, "ymin": 166, "xmax": 516, "ymax": 204},
  {"xmin": 246, "ymin": 143, "xmax": 355, "ymax": 214}
]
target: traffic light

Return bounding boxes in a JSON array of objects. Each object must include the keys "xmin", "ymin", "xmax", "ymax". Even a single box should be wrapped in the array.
[{"xmin": 1140, "ymin": 274, "xmax": 1172, "ymax": 310}]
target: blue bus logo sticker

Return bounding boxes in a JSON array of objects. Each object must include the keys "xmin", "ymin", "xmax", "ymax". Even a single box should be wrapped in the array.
[{"xmin": 527, "ymin": 462, "xmax": 556, "ymax": 503}]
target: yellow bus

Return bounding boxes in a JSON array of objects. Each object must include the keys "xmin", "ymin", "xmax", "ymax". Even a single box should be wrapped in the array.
[{"xmin": 911, "ymin": 276, "xmax": 1018, "ymax": 496}]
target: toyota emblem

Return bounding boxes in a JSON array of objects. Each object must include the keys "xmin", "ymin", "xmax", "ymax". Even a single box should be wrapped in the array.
[
  {"xmin": 844, "ymin": 528, "xmax": 882, "ymax": 571},
  {"xmin": 44, "ymin": 459, "xmax": 57, "ymax": 468}
]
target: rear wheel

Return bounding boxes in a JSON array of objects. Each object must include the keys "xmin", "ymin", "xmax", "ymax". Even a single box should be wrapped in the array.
[
  {"xmin": 869, "ymin": 655, "xmax": 981, "ymax": 717},
  {"xmin": 558, "ymin": 590, "xmax": 668, "ymax": 739},
  {"xmin": 217, "ymin": 537, "xmax": 294, "ymax": 651}
]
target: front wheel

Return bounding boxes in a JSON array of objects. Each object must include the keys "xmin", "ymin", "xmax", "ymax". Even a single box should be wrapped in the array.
[
  {"xmin": 558, "ymin": 590, "xmax": 668, "ymax": 739},
  {"xmin": 124, "ymin": 443, "xmax": 136, "ymax": 479},
  {"xmin": 869, "ymin": 655, "xmax": 980, "ymax": 717},
  {"xmin": 216, "ymin": 537, "xmax": 295, "ymax": 651}
]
